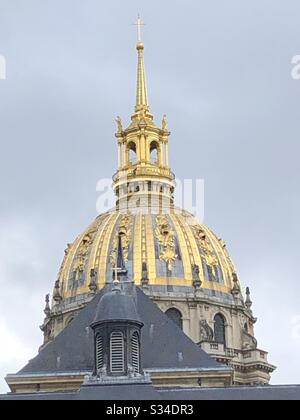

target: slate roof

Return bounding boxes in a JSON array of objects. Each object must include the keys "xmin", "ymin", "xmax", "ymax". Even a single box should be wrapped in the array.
[
  {"xmin": 1, "ymin": 384, "xmax": 300, "ymax": 400},
  {"xmin": 18, "ymin": 284, "xmax": 224, "ymax": 375},
  {"xmin": 158, "ymin": 384, "xmax": 300, "ymax": 400},
  {"xmin": 0, "ymin": 383, "xmax": 161, "ymax": 400},
  {"xmin": 2, "ymin": 284, "xmax": 300, "ymax": 400}
]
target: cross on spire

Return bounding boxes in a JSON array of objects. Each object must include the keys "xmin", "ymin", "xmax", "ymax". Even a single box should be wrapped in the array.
[{"xmin": 134, "ymin": 15, "xmax": 145, "ymax": 43}]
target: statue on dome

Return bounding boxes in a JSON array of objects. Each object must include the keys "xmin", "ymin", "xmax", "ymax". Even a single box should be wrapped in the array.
[
  {"xmin": 115, "ymin": 116, "xmax": 123, "ymax": 133},
  {"xmin": 162, "ymin": 114, "xmax": 168, "ymax": 131}
]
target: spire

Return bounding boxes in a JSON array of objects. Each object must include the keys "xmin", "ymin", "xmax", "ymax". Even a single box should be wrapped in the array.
[{"xmin": 134, "ymin": 16, "xmax": 149, "ymax": 112}]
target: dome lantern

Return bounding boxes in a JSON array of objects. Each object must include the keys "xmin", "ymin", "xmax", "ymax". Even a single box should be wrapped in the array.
[{"xmin": 113, "ymin": 17, "xmax": 175, "ymax": 210}]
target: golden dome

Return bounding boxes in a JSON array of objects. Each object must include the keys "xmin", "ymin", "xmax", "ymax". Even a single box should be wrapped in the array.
[
  {"xmin": 56, "ymin": 207, "xmax": 237, "ymax": 305},
  {"xmin": 53, "ymin": 26, "xmax": 239, "ymax": 308}
]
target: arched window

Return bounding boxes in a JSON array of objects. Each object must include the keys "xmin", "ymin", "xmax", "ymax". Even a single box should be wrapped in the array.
[
  {"xmin": 214, "ymin": 314, "xmax": 226, "ymax": 345},
  {"xmin": 244, "ymin": 323, "xmax": 248, "ymax": 333},
  {"xmin": 96, "ymin": 334, "xmax": 104, "ymax": 372},
  {"xmin": 165, "ymin": 308, "xmax": 183, "ymax": 329},
  {"xmin": 128, "ymin": 142, "xmax": 137, "ymax": 164},
  {"xmin": 131, "ymin": 331, "xmax": 140, "ymax": 373},
  {"xmin": 150, "ymin": 141, "xmax": 159, "ymax": 164},
  {"xmin": 110, "ymin": 331, "xmax": 125, "ymax": 373}
]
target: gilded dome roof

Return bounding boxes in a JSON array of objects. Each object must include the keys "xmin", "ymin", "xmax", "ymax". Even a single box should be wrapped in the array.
[
  {"xmin": 53, "ymin": 32, "xmax": 239, "ymax": 309},
  {"xmin": 56, "ymin": 207, "xmax": 238, "ymax": 306}
]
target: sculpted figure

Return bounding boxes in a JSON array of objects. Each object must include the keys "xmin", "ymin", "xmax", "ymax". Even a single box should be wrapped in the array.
[{"xmin": 115, "ymin": 116, "xmax": 123, "ymax": 133}]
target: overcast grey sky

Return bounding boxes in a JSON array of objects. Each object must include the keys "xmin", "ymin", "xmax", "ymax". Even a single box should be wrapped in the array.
[{"xmin": 0, "ymin": 0, "xmax": 300, "ymax": 392}]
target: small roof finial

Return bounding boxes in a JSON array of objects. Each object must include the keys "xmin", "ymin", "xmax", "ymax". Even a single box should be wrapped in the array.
[
  {"xmin": 44, "ymin": 294, "xmax": 51, "ymax": 317},
  {"xmin": 245, "ymin": 286, "xmax": 253, "ymax": 310}
]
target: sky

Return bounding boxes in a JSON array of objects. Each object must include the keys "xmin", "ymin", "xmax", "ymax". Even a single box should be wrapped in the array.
[{"xmin": 0, "ymin": 0, "xmax": 300, "ymax": 392}]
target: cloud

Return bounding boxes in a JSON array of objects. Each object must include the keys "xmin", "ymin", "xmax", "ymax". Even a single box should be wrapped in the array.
[
  {"xmin": 0, "ymin": 317, "xmax": 35, "ymax": 393},
  {"xmin": 0, "ymin": 317, "xmax": 33, "ymax": 364}
]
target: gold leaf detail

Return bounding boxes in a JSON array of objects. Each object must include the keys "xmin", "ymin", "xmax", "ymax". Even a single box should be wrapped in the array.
[{"xmin": 155, "ymin": 215, "xmax": 178, "ymax": 271}]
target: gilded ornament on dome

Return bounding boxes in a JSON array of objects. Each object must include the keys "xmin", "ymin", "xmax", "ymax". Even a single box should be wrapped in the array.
[
  {"xmin": 218, "ymin": 238, "xmax": 226, "ymax": 248},
  {"xmin": 192, "ymin": 226, "xmax": 218, "ymax": 266},
  {"xmin": 110, "ymin": 214, "xmax": 132, "ymax": 267},
  {"xmin": 155, "ymin": 215, "xmax": 178, "ymax": 271},
  {"xmin": 73, "ymin": 228, "xmax": 96, "ymax": 273}
]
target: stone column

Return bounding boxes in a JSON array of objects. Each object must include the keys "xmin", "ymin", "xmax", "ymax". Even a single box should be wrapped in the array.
[{"xmin": 165, "ymin": 143, "xmax": 169, "ymax": 167}]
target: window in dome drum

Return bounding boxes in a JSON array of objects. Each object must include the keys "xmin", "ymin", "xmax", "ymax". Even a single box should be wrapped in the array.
[
  {"xmin": 214, "ymin": 314, "xmax": 226, "ymax": 345},
  {"xmin": 96, "ymin": 335, "xmax": 104, "ymax": 371},
  {"xmin": 165, "ymin": 308, "xmax": 183, "ymax": 329},
  {"xmin": 110, "ymin": 331, "xmax": 125, "ymax": 373},
  {"xmin": 131, "ymin": 331, "xmax": 140, "ymax": 372}
]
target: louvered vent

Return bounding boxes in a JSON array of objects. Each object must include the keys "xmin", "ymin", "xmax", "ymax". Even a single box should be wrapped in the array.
[
  {"xmin": 96, "ymin": 335, "xmax": 104, "ymax": 371},
  {"xmin": 131, "ymin": 332, "xmax": 140, "ymax": 372},
  {"xmin": 110, "ymin": 331, "xmax": 125, "ymax": 373}
]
